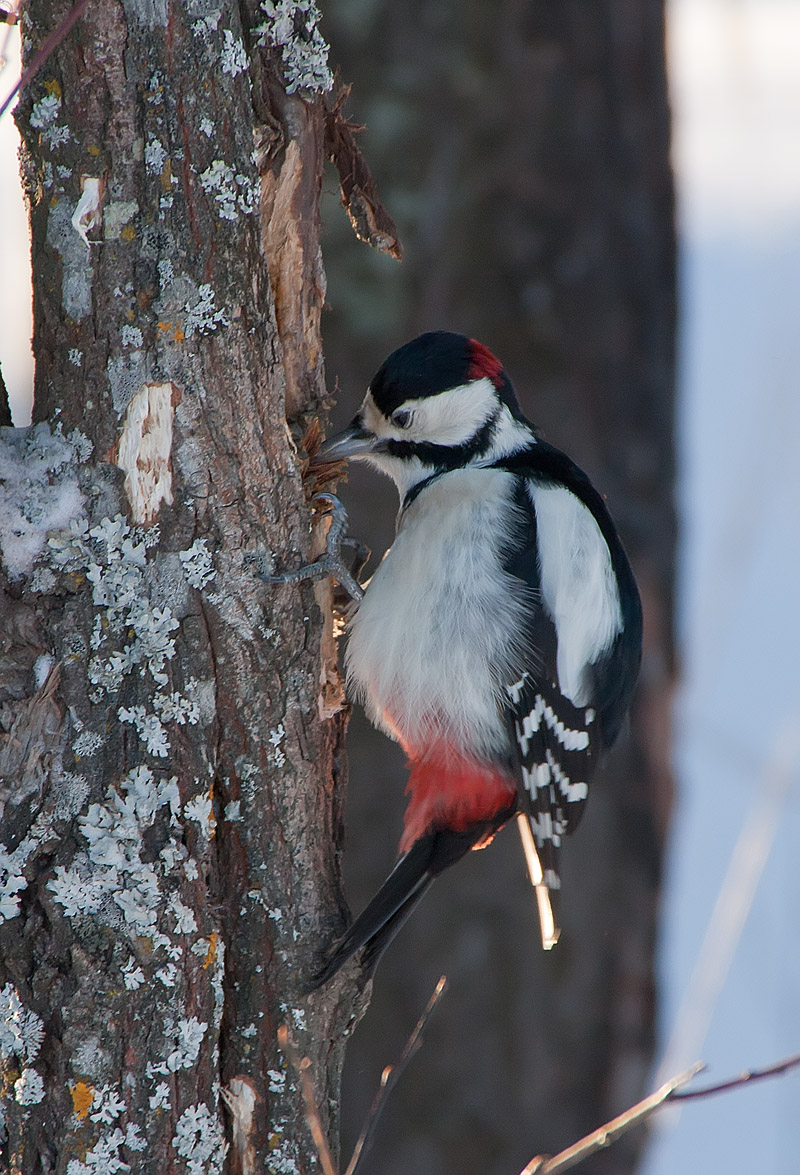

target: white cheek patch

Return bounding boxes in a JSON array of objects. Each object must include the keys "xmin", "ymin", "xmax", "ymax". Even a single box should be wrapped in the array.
[
  {"xmin": 528, "ymin": 482, "xmax": 622, "ymax": 705},
  {"xmin": 360, "ymin": 378, "xmax": 498, "ymax": 448},
  {"xmin": 404, "ymin": 378, "xmax": 497, "ymax": 446}
]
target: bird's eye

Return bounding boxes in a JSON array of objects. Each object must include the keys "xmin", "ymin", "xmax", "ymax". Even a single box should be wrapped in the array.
[{"xmin": 392, "ymin": 409, "xmax": 413, "ymax": 430}]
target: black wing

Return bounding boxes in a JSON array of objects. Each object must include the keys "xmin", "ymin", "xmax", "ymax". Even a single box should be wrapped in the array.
[
  {"xmin": 506, "ymin": 672, "xmax": 596, "ymax": 882},
  {"xmin": 501, "ymin": 478, "xmax": 595, "ymax": 912},
  {"xmin": 498, "ymin": 457, "xmax": 641, "ymax": 942}
]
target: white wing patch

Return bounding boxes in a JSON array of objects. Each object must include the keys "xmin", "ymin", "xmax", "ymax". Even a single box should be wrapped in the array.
[
  {"xmin": 515, "ymin": 688, "xmax": 591, "ymax": 809},
  {"xmin": 544, "ymin": 749, "xmax": 588, "ymax": 804},
  {"xmin": 513, "ymin": 693, "xmax": 590, "ymax": 756},
  {"xmin": 527, "ymin": 482, "xmax": 622, "ymax": 705}
]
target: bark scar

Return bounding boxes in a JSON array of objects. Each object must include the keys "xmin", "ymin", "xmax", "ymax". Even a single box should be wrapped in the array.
[
  {"xmin": 116, "ymin": 382, "xmax": 179, "ymax": 524},
  {"xmin": 221, "ymin": 1076, "xmax": 259, "ymax": 1175}
]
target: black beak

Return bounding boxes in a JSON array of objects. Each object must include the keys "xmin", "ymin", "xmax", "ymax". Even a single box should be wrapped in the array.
[{"xmin": 312, "ymin": 420, "xmax": 379, "ymax": 464}]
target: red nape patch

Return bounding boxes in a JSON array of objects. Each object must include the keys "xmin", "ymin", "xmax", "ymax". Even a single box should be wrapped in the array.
[
  {"xmin": 399, "ymin": 742, "xmax": 516, "ymax": 854},
  {"xmin": 467, "ymin": 339, "xmax": 504, "ymax": 388}
]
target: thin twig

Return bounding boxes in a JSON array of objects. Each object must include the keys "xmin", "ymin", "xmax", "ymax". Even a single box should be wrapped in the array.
[
  {"xmin": 345, "ymin": 975, "xmax": 448, "ymax": 1175},
  {"xmin": 519, "ymin": 1064, "xmax": 704, "ymax": 1175},
  {"xmin": 277, "ymin": 1025, "xmax": 338, "ymax": 1175},
  {"xmin": 0, "ymin": 0, "xmax": 23, "ymax": 84},
  {"xmin": 652, "ymin": 719, "xmax": 800, "ymax": 1089},
  {"xmin": 0, "ymin": 0, "xmax": 89, "ymax": 119},
  {"xmin": 279, "ymin": 976, "xmax": 448, "ymax": 1175},
  {"xmin": 520, "ymin": 1045, "xmax": 800, "ymax": 1174},
  {"xmin": 282, "ymin": 1015, "xmax": 800, "ymax": 1175},
  {"xmin": 670, "ymin": 1048, "xmax": 800, "ymax": 1101}
]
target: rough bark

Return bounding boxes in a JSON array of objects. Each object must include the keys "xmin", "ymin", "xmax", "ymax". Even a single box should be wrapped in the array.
[
  {"xmin": 321, "ymin": 2, "xmax": 675, "ymax": 1174},
  {"xmin": 1, "ymin": 2, "xmax": 352, "ymax": 1172}
]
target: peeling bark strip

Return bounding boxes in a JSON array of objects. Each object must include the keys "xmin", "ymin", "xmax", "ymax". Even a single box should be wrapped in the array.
[
  {"xmin": 116, "ymin": 382, "xmax": 176, "ymax": 524},
  {"xmin": 261, "ymin": 137, "xmax": 327, "ymax": 421},
  {"xmin": 324, "ymin": 89, "xmax": 403, "ymax": 260},
  {"xmin": 3, "ymin": 1, "xmax": 354, "ymax": 1172}
]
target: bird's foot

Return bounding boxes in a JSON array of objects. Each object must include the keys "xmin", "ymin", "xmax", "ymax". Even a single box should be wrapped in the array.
[{"xmin": 260, "ymin": 493, "xmax": 366, "ymax": 603}]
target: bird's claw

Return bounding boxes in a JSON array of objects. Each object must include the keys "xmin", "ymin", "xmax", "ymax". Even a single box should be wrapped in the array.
[{"xmin": 261, "ymin": 492, "xmax": 365, "ymax": 602}]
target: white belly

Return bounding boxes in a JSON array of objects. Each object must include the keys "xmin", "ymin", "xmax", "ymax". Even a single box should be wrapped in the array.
[{"xmin": 345, "ymin": 468, "xmax": 529, "ymax": 759}]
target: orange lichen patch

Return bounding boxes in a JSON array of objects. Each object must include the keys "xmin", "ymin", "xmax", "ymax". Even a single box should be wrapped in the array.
[
  {"xmin": 44, "ymin": 79, "xmax": 62, "ymax": 97},
  {"xmin": 121, "ymin": 224, "xmax": 136, "ymax": 242},
  {"xmin": 158, "ymin": 321, "xmax": 171, "ymax": 332},
  {"xmin": 208, "ymin": 781, "xmax": 217, "ymax": 839},
  {"xmin": 202, "ymin": 931, "xmax": 218, "ymax": 970},
  {"xmin": 71, "ymin": 1081, "xmax": 95, "ymax": 1120},
  {"xmin": 172, "ymin": 327, "xmax": 185, "ymax": 343}
]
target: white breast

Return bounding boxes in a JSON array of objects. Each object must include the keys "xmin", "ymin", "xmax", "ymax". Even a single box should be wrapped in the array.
[{"xmin": 345, "ymin": 468, "xmax": 529, "ymax": 759}]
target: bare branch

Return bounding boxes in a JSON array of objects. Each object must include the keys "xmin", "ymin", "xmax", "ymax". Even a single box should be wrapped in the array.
[
  {"xmin": 670, "ymin": 1049, "xmax": 800, "ymax": 1102},
  {"xmin": 282, "ymin": 973, "xmax": 800, "ymax": 1175},
  {"xmin": 520, "ymin": 1045, "xmax": 800, "ymax": 1174},
  {"xmin": 345, "ymin": 975, "xmax": 448, "ymax": 1175},
  {"xmin": 0, "ymin": 0, "xmax": 90, "ymax": 119},
  {"xmin": 280, "ymin": 977, "xmax": 448, "ymax": 1175},
  {"xmin": 653, "ymin": 721, "xmax": 800, "ymax": 1087},
  {"xmin": 519, "ymin": 1064, "xmax": 704, "ymax": 1175},
  {"xmin": 516, "ymin": 813, "xmax": 559, "ymax": 951}
]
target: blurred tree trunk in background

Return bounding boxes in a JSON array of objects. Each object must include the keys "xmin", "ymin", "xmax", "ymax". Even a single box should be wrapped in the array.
[
  {"xmin": 0, "ymin": 2, "xmax": 353, "ymax": 1171},
  {"xmin": 321, "ymin": 2, "xmax": 675, "ymax": 1173}
]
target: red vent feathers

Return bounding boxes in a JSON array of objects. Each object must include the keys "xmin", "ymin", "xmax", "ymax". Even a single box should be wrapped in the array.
[{"xmin": 399, "ymin": 740, "xmax": 516, "ymax": 853}]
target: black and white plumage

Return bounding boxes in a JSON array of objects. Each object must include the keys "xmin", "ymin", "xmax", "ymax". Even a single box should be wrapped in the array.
[{"xmin": 309, "ymin": 331, "xmax": 642, "ymax": 986}]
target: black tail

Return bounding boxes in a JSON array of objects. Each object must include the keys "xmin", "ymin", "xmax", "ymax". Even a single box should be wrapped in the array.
[{"xmin": 306, "ymin": 816, "xmax": 512, "ymax": 990}]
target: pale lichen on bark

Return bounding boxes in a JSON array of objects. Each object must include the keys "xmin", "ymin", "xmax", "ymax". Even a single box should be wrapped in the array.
[
  {"xmin": 2, "ymin": 0, "xmax": 352, "ymax": 1171},
  {"xmin": 1, "ymin": 424, "xmax": 233, "ymax": 1170}
]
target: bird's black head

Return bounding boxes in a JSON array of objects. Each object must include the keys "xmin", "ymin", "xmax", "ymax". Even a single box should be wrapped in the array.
[
  {"xmin": 317, "ymin": 331, "xmax": 535, "ymax": 500},
  {"xmin": 369, "ymin": 331, "xmax": 522, "ymax": 419}
]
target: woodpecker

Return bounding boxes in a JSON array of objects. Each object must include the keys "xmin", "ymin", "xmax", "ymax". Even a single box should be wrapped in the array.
[{"xmin": 285, "ymin": 331, "xmax": 642, "ymax": 986}]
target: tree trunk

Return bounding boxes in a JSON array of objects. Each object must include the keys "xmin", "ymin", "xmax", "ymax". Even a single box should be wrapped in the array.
[
  {"xmin": 1, "ymin": 2, "xmax": 352, "ymax": 1172},
  {"xmin": 322, "ymin": 3, "xmax": 676, "ymax": 1173}
]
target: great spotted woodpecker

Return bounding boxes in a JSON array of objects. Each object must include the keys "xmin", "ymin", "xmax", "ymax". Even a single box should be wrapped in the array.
[{"xmin": 279, "ymin": 331, "xmax": 642, "ymax": 986}]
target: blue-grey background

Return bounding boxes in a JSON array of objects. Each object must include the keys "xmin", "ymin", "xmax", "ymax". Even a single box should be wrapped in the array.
[{"xmin": 2, "ymin": 0, "xmax": 799, "ymax": 1169}]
